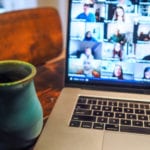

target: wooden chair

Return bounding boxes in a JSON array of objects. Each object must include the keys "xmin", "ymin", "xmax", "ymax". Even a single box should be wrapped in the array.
[
  {"xmin": 0, "ymin": 7, "xmax": 64, "ymax": 121},
  {"xmin": 0, "ymin": 7, "xmax": 63, "ymax": 66}
]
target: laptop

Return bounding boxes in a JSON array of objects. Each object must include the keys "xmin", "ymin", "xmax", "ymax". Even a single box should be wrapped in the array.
[{"xmin": 34, "ymin": 0, "xmax": 150, "ymax": 150}]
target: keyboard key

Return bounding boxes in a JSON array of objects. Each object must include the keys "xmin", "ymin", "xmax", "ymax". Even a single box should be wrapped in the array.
[
  {"xmin": 127, "ymin": 114, "xmax": 136, "ymax": 120},
  {"xmin": 74, "ymin": 109, "xmax": 92, "ymax": 116},
  {"xmin": 70, "ymin": 121, "xmax": 80, "ymax": 127},
  {"xmin": 144, "ymin": 122, "xmax": 150, "ymax": 128},
  {"xmin": 104, "ymin": 111, "xmax": 114, "ymax": 117},
  {"xmin": 124, "ymin": 108, "xmax": 133, "ymax": 113},
  {"xmin": 115, "ymin": 113, "xmax": 125, "ymax": 119},
  {"xmin": 98, "ymin": 100, "xmax": 107, "ymax": 105},
  {"xmin": 108, "ymin": 101, "xmax": 117, "ymax": 106},
  {"xmin": 81, "ymin": 122, "xmax": 92, "ymax": 128},
  {"xmin": 93, "ymin": 123, "xmax": 104, "ymax": 130},
  {"xmin": 88, "ymin": 99, "xmax": 97, "ymax": 105},
  {"xmin": 102, "ymin": 106, "xmax": 111, "ymax": 111},
  {"xmin": 138, "ymin": 115, "xmax": 148, "ymax": 121},
  {"xmin": 119, "ymin": 102, "xmax": 128, "ymax": 107},
  {"xmin": 129, "ymin": 103, "xmax": 139, "ymax": 108},
  {"xmin": 97, "ymin": 117, "xmax": 108, "ymax": 123},
  {"xmin": 72, "ymin": 115, "xmax": 96, "ymax": 122},
  {"xmin": 120, "ymin": 126, "xmax": 150, "ymax": 134},
  {"xmin": 135, "ymin": 109, "xmax": 144, "ymax": 114},
  {"xmin": 109, "ymin": 118, "xmax": 119, "ymax": 124},
  {"xmin": 146, "ymin": 110, "xmax": 150, "ymax": 115},
  {"xmin": 133, "ymin": 120, "xmax": 143, "ymax": 127},
  {"xmin": 121, "ymin": 119, "xmax": 131, "ymax": 126},
  {"xmin": 105, "ymin": 124, "xmax": 119, "ymax": 131},
  {"xmin": 76, "ymin": 104, "xmax": 90, "ymax": 109},
  {"xmin": 113, "ymin": 107, "xmax": 122, "ymax": 112},
  {"xmin": 140, "ymin": 104, "xmax": 149, "ymax": 109},
  {"xmin": 92, "ymin": 105, "xmax": 101, "ymax": 110},
  {"xmin": 93, "ymin": 110, "xmax": 103, "ymax": 116},
  {"xmin": 78, "ymin": 97, "xmax": 87, "ymax": 103}
]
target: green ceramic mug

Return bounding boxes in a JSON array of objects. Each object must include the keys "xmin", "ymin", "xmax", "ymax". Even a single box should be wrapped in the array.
[{"xmin": 0, "ymin": 60, "xmax": 43, "ymax": 150}]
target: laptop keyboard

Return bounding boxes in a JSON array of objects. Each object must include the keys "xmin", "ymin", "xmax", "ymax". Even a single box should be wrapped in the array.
[{"xmin": 69, "ymin": 96, "xmax": 150, "ymax": 134}]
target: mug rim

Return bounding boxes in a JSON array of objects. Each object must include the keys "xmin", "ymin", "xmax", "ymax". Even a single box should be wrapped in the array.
[{"xmin": 0, "ymin": 60, "xmax": 36, "ymax": 87}]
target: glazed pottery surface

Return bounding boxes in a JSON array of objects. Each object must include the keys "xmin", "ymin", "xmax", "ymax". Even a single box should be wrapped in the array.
[{"xmin": 0, "ymin": 60, "xmax": 43, "ymax": 150}]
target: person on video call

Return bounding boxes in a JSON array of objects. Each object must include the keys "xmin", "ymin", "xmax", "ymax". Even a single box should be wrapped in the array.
[
  {"xmin": 80, "ymin": 47, "xmax": 94, "ymax": 60},
  {"xmin": 112, "ymin": 42, "xmax": 123, "ymax": 61},
  {"xmin": 138, "ymin": 31, "xmax": 150, "ymax": 41},
  {"xmin": 112, "ymin": 5, "xmax": 132, "ymax": 35},
  {"xmin": 113, "ymin": 6, "xmax": 125, "ymax": 22},
  {"xmin": 77, "ymin": 59, "xmax": 100, "ymax": 78},
  {"xmin": 112, "ymin": 64, "xmax": 124, "ymax": 80},
  {"xmin": 143, "ymin": 67, "xmax": 150, "ymax": 79},
  {"xmin": 109, "ymin": 29, "xmax": 126, "ymax": 46},
  {"xmin": 76, "ymin": 3, "xmax": 96, "ymax": 22},
  {"xmin": 82, "ymin": 59, "xmax": 94, "ymax": 77},
  {"xmin": 83, "ymin": 31, "xmax": 97, "ymax": 42}
]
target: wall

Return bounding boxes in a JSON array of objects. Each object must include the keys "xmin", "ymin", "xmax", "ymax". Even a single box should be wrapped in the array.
[{"xmin": 38, "ymin": 0, "xmax": 68, "ymax": 50}]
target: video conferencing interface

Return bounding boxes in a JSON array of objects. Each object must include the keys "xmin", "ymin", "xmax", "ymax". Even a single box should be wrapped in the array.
[{"xmin": 67, "ymin": 0, "xmax": 150, "ymax": 85}]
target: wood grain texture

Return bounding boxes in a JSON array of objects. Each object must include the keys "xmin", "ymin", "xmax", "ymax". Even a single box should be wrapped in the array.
[
  {"xmin": 35, "ymin": 58, "xmax": 65, "ymax": 119},
  {"xmin": 0, "ymin": 7, "xmax": 63, "ymax": 66}
]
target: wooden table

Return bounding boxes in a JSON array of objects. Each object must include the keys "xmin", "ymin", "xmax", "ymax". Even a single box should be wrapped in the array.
[
  {"xmin": 35, "ymin": 58, "xmax": 65, "ymax": 121},
  {"xmin": 27, "ymin": 58, "xmax": 65, "ymax": 150}
]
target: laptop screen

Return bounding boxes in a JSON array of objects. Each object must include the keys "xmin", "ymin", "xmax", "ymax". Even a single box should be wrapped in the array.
[{"xmin": 65, "ymin": 0, "xmax": 150, "ymax": 92}]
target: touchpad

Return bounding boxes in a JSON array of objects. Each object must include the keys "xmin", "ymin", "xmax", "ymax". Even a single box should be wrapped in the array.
[{"xmin": 102, "ymin": 131, "xmax": 150, "ymax": 150}]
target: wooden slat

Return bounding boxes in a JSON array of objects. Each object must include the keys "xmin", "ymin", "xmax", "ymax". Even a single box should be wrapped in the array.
[{"xmin": 0, "ymin": 7, "xmax": 63, "ymax": 66}]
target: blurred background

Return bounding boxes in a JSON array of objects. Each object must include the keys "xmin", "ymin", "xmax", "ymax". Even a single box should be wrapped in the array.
[{"xmin": 0, "ymin": 0, "xmax": 68, "ymax": 51}]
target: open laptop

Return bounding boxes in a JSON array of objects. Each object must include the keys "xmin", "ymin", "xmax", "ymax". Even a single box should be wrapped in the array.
[{"xmin": 34, "ymin": 0, "xmax": 150, "ymax": 150}]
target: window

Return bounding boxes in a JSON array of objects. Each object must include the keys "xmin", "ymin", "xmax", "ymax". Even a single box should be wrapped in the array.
[{"xmin": 0, "ymin": 0, "xmax": 37, "ymax": 13}]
